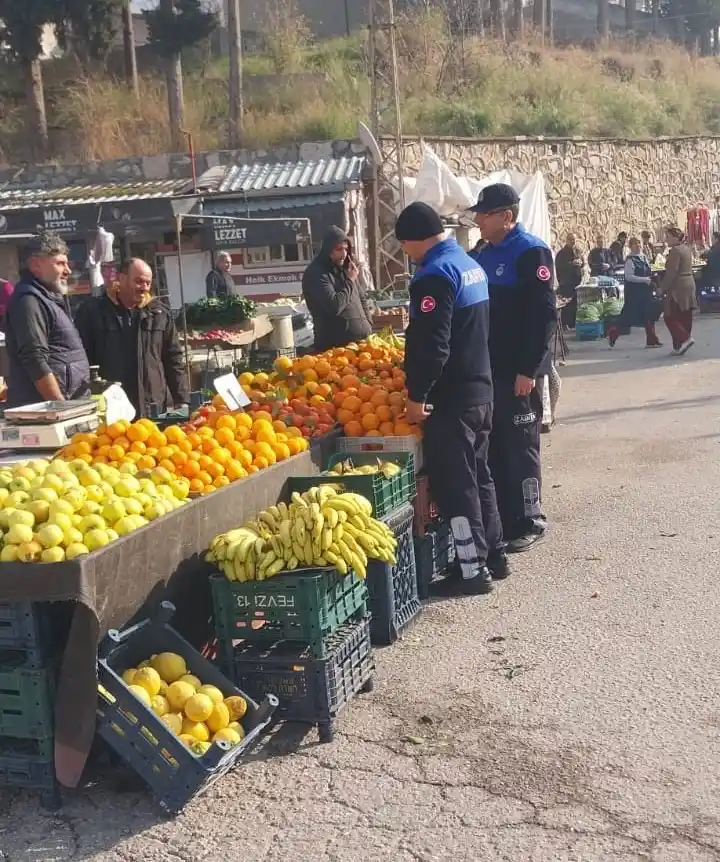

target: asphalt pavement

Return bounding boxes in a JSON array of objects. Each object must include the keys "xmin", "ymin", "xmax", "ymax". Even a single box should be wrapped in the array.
[{"xmin": 2, "ymin": 316, "xmax": 720, "ymax": 862}]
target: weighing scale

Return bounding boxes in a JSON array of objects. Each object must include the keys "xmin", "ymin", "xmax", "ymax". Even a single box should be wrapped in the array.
[{"xmin": 0, "ymin": 400, "xmax": 100, "ymax": 450}]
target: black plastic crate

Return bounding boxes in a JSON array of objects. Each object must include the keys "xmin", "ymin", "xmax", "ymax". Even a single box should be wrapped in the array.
[
  {"xmin": 222, "ymin": 617, "xmax": 374, "ymax": 744},
  {"xmin": 0, "ymin": 601, "xmax": 72, "ymax": 668},
  {"xmin": 414, "ymin": 519, "xmax": 456, "ymax": 600},
  {"xmin": 0, "ymin": 662, "xmax": 54, "ymax": 739},
  {"xmin": 366, "ymin": 504, "xmax": 421, "ymax": 646},
  {"xmin": 96, "ymin": 602, "xmax": 278, "ymax": 816},
  {"xmin": 248, "ymin": 345, "xmax": 296, "ymax": 372},
  {"xmin": 0, "ymin": 735, "xmax": 60, "ymax": 809},
  {"xmin": 288, "ymin": 451, "xmax": 416, "ymax": 519},
  {"xmin": 211, "ymin": 568, "xmax": 367, "ymax": 662}
]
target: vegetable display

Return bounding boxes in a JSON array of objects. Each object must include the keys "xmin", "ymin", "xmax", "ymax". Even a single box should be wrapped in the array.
[{"xmin": 183, "ymin": 296, "xmax": 256, "ymax": 327}]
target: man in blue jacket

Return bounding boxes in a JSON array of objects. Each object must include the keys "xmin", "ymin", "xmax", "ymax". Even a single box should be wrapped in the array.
[
  {"xmin": 470, "ymin": 184, "xmax": 557, "ymax": 553},
  {"xmin": 396, "ymin": 202, "xmax": 506, "ymax": 595}
]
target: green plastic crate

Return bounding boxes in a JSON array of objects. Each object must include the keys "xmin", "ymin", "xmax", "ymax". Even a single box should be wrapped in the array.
[
  {"xmin": 0, "ymin": 664, "xmax": 54, "ymax": 739},
  {"xmin": 286, "ymin": 451, "xmax": 416, "ymax": 519},
  {"xmin": 211, "ymin": 568, "xmax": 368, "ymax": 662}
]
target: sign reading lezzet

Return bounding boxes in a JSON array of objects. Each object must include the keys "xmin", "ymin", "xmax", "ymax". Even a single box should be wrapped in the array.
[{"xmin": 208, "ymin": 216, "xmax": 311, "ymax": 249}]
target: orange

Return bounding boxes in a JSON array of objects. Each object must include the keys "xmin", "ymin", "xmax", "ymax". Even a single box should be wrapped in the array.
[
  {"xmin": 253, "ymin": 412, "xmax": 273, "ymax": 426},
  {"xmin": 215, "ymin": 414, "xmax": 237, "ymax": 432},
  {"xmin": 315, "ymin": 359, "xmax": 331, "ymax": 378},
  {"xmin": 93, "ymin": 455, "xmax": 109, "ymax": 464},
  {"xmin": 211, "ymin": 447, "xmax": 231, "ymax": 465},
  {"xmin": 197, "ymin": 426, "xmax": 214, "ymax": 440},
  {"xmin": 255, "ymin": 427, "xmax": 276, "ymax": 445},
  {"xmin": 254, "ymin": 442, "xmax": 276, "ymax": 464},
  {"xmin": 77, "ymin": 453, "xmax": 93, "ymax": 465},
  {"xmin": 370, "ymin": 390, "xmax": 389, "ymax": 407},
  {"xmin": 197, "ymin": 454, "xmax": 214, "ymax": 472},
  {"xmin": 337, "ymin": 408, "xmax": 354, "ymax": 426},
  {"xmin": 344, "ymin": 420, "xmax": 364, "ymax": 438},
  {"xmin": 202, "ymin": 438, "xmax": 220, "ymax": 455},
  {"xmin": 235, "ymin": 412, "xmax": 253, "ymax": 430},
  {"xmin": 108, "ymin": 444, "xmax": 125, "ymax": 462},
  {"xmin": 158, "ymin": 459, "xmax": 176, "ymax": 474},
  {"xmin": 285, "ymin": 426, "xmax": 302, "ymax": 439},
  {"xmin": 375, "ymin": 405, "xmax": 392, "ymax": 423},
  {"xmin": 189, "ymin": 478, "xmax": 205, "ymax": 495},
  {"xmin": 203, "ymin": 484, "xmax": 216, "ymax": 495},
  {"xmin": 137, "ymin": 455, "xmax": 156, "ymax": 470},
  {"xmin": 171, "ymin": 451, "xmax": 188, "ymax": 469},
  {"xmin": 196, "ymin": 471, "xmax": 212, "ymax": 487},
  {"xmin": 157, "ymin": 446, "xmax": 175, "ymax": 461},
  {"xmin": 74, "ymin": 441, "xmax": 92, "ymax": 456},
  {"xmin": 253, "ymin": 456, "xmax": 269, "ymax": 470},
  {"xmin": 341, "ymin": 395, "xmax": 362, "ymax": 414},
  {"xmin": 165, "ymin": 426, "xmax": 186, "ymax": 445},
  {"xmin": 96, "ymin": 444, "xmax": 112, "ymax": 458},
  {"xmin": 183, "ymin": 460, "xmax": 201, "ymax": 479},
  {"xmin": 130, "ymin": 440, "xmax": 147, "ymax": 454},
  {"xmin": 213, "ymin": 427, "xmax": 234, "ymax": 447},
  {"xmin": 187, "ymin": 432, "xmax": 202, "ymax": 450},
  {"xmin": 147, "ymin": 431, "xmax": 167, "ymax": 449},
  {"xmin": 357, "ymin": 384, "xmax": 374, "ymax": 402},
  {"xmin": 106, "ymin": 422, "xmax": 127, "ymax": 440},
  {"xmin": 365, "ymin": 429, "xmax": 382, "ymax": 437},
  {"xmin": 252, "ymin": 419, "xmax": 274, "ymax": 437},
  {"xmin": 235, "ymin": 427, "xmax": 250, "ymax": 442},
  {"xmin": 272, "ymin": 420, "xmax": 288, "ymax": 433},
  {"xmin": 359, "ymin": 402, "xmax": 375, "ymax": 417},
  {"xmin": 246, "ymin": 465, "xmax": 260, "ymax": 474},
  {"xmin": 145, "ymin": 447, "xmax": 158, "ymax": 459},
  {"xmin": 243, "ymin": 441, "xmax": 257, "ymax": 455},
  {"xmin": 206, "ymin": 462, "xmax": 225, "ymax": 480},
  {"xmin": 95, "ymin": 434, "xmax": 113, "ymax": 448},
  {"xmin": 177, "ymin": 438, "xmax": 193, "ymax": 455},
  {"xmin": 124, "ymin": 451, "xmax": 142, "ymax": 463},
  {"xmin": 379, "ymin": 421, "xmax": 395, "ymax": 436},
  {"xmin": 361, "ymin": 413, "xmax": 379, "ymax": 432},
  {"xmin": 127, "ymin": 424, "xmax": 150, "ymax": 444},
  {"xmin": 272, "ymin": 443, "xmax": 291, "ymax": 461},
  {"xmin": 213, "ymin": 475, "xmax": 230, "ymax": 488},
  {"xmin": 394, "ymin": 422, "xmax": 414, "ymax": 436},
  {"xmin": 287, "ymin": 438, "xmax": 304, "ymax": 455},
  {"xmin": 236, "ymin": 449, "xmax": 253, "ymax": 469},
  {"xmin": 225, "ymin": 460, "xmax": 246, "ymax": 481}
]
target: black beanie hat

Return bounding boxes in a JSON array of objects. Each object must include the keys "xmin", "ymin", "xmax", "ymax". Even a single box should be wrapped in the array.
[{"xmin": 395, "ymin": 202, "xmax": 444, "ymax": 242}]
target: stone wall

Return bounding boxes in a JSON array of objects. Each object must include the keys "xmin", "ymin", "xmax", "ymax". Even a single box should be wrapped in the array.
[{"xmin": 399, "ymin": 137, "xmax": 720, "ymax": 249}]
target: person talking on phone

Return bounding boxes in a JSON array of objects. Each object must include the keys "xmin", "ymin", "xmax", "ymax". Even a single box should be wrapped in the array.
[
  {"xmin": 396, "ymin": 202, "xmax": 506, "ymax": 595},
  {"xmin": 469, "ymin": 184, "xmax": 557, "ymax": 553},
  {"xmin": 302, "ymin": 226, "xmax": 373, "ymax": 353}
]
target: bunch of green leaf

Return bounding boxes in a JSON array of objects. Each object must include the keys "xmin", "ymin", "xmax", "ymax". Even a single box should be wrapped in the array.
[
  {"xmin": 184, "ymin": 296, "xmax": 256, "ymax": 327},
  {"xmin": 576, "ymin": 302, "xmax": 603, "ymax": 322}
]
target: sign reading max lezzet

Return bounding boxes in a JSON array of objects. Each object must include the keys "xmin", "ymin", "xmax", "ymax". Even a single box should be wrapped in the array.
[{"xmin": 208, "ymin": 216, "xmax": 311, "ymax": 249}]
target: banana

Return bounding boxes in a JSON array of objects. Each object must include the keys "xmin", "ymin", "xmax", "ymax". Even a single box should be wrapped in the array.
[
  {"xmin": 266, "ymin": 558, "xmax": 285, "ymax": 578},
  {"xmin": 258, "ymin": 511, "xmax": 278, "ymax": 531},
  {"xmin": 304, "ymin": 534, "xmax": 313, "ymax": 564},
  {"xmin": 303, "ymin": 506, "xmax": 314, "ymax": 530},
  {"xmin": 276, "ymin": 501, "xmax": 289, "ymax": 520},
  {"xmin": 291, "ymin": 491, "xmax": 308, "ymax": 508},
  {"xmin": 322, "ymin": 506, "xmax": 339, "ymax": 529},
  {"xmin": 322, "ymin": 526, "xmax": 333, "ymax": 551},
  {"xmin": 267, "ymin": 505, "xmax": 281, "ymax": 522},
  {"xmin": 286, "ymin": 555, "xmax": 299, "ymax": 570},
  {"xmin": 332, "ymin": 524, "xmax": 344, "ymax": 544},
  {"xmin": 279, "ymin": 520, "xmax": 293, "ymax": 549},
  {"xmin": 337, "ymin": 510, "xmax": 348, "ymax": 523},
  {"xmin": 314, "ymin": 556, "xmax": 328, "ymax": 567},
  {"xmin": 293, "ymin": 540, "xmax": 305, "ymax": 564},
  {"xmin": 350, "ymin": 514, "xmax": 368, "ymax": 531}
]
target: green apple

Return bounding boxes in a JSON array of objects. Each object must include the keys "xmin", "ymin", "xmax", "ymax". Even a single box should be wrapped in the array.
[
  {"xmin": 8, "ymin": 509, "xmax": 35, "ymax": 528},
  {"xmin": 65, "ymin": 542, "xmax": 89, "ymax": 559},
  {"xmin": 41, "ymin": 546, "xmax": 65, "ymax": 563},
  {"xmin": 102, "ymin": 500, "xmax": 126, "ymax": 524},
  {"xmin": 37, "ymin": 524, "xmax": 64, "ymax": 549},
  {"xmin": 0, "ymin": 544, "xmax": 19, "ymax": 562},
  {"xmin": 6, "ymin": 524, "xmax": 34, "ymax": 545},
  {"xmin": 26, "ymin": 500, "xmax": 51, "ymax": 524},
  {"xmin": 79, "ymin": 501, "xmax": 102, "ymax": 517},
  {"xmin": 32, "ymin": 487, "xmax": 58, "ymax": 504},
  {"xmin": 114, "ymin": 477, "xmax": 140, "ymax": 498},
  {"xmin": 84, "ymin": 529, "xmax": 111, "ymax": 551},
  {"xmin": 84, "ymin": 484, "xmax": 105, "ymax": 504},
  {"xmin": 62, "ymin": 527, "xmax": 84, "ymax": 546}
]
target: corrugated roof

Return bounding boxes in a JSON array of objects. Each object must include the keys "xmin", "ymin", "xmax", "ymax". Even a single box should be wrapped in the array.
[
  {"xmin": 218, "ymin": 157, "xmax": 365, "ymax": 195},
  {"xmin": 203, "ymin": 192, "xmax": 345, "ymax": 216},
  {"xmin": 0, "ymin": 179, "xmax": 191, "ymax": 211}
]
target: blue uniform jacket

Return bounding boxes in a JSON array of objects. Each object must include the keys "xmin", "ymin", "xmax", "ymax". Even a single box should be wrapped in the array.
[{"xmin": 470, "ymin": 224, "xmax": 557, "ymax": 383}]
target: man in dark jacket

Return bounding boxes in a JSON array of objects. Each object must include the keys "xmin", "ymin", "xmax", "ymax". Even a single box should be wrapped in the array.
[
  {"xmin": 397, "ymin": 202, "xmax": 506, "ymax": 595},
  {"xmin": 205, "ymin": 252, "xmax": 235, "ymax": 299},
  {"xmin": 555, "ymin": 233, "xmax": 584, "ymax": 328},
  {"xmin": 470, "ymin": 184, "xmax": 557, "ymax": 554},
  {"xmin": 588, "ymin": 235, "xmax": 613, "ymax": 277},
  {"xmin": 302, "ymin": 227, "xmax": 373, "ymax": 352},
  {"xmin": 5, "ymin": 233, "xmax": 90, "ymax": 408},
  {"xmin": 609, "ymin": 232, "xmax": 628, "ymax": 268},
  {"xmin": 75, "ymin": 258, "xmax": 189, "ymax": 418}
]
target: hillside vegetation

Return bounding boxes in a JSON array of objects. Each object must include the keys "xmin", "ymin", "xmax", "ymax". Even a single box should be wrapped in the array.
[{"xmin": 3, "ymin": 12, "xmax": 720, "ymax": 165}]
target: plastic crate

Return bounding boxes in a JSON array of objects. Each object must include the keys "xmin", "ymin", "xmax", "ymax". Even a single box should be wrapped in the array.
[
  {"xmin": 0, "ymin": 735, "xmax": 60, "ymax": 809},
  {"xmin": 96, "ymin": 602, "xmax": 278, "ymax": 816},
  {"xmin": 310, "ymin": 427, "xmax": 343, "ymax": 471},
  {"xmin": 0, "ymin": 601, "xmax": 72, "ymax": 668},
  {"xmin": 338, "ymin": 434, "xmax": 423, "ymax": 472},
  {"xmin": 575, "ymin": 321, "xmax": 605, "ymax": 341},
  {"xmin": 287, "ymin": 451, "xmax": 416, "ymax": 519},
  {"xmin": 366, "ymin": 504, "xmax": 421, "ymax": 646},
  {"xmin": 222, "ymin": 617, "xmax": 374, "ymax": 743},
  {"xmin": 414, "ymin": 519, "xmax": 456, "ymax": 600},
  {"xmin": 412, "ymin": 473, "xmax": 438, "ymax": 536},
  {"xmin": 248, "ymin": 345, "xmax": 296, "ymax": 371},
  {"xmin": 0, "ymin": 663, "xmax": 54, "ymax": 739},
  {"xmin": 211, "ymin": 569, "xmax": 367, "ymax": 662}
]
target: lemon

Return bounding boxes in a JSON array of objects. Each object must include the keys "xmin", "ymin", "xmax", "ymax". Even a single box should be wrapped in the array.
[
  {"xmin": 128, "ymin": 684, "xmax": 152, "ymax": 707},
  {"xmin": 212, "ymin": 727, "xmax": 242, "ymax": 746},
  {"xmin": 41, "ymin": 547, "xmax": 65, "ymax": 563},
  {"xmin": 65, "ymin": 543, "xmax": 90, "ymax": 559},
  {"xmin": 228, "ymin": 721, "xmax": 245, "ymax": 739},
  {"xmin": 133, "ymin": 667, "xmax": 162, "ymax": 697},
  {"xmin": 184, "ymin": 693, "xmax": 214, "ymax": 723},
  {"xmin": 178, "ymin": 674, "xmax": 202, "ymax": 691},
  {"xmin": 166, "ymin": 680, "xmax": 195, "ymax": 711},
  {"xmin": 150, "ymin": 695, "xmax": 170, "ymax": 717},
  {"xmin": 189, "ymin": 740, "xmax": 211, "ymax": 757},
  {"xmin": 160, "ymin": 713, "xmax": 183, "ymax": 735},
  {"xmin": 206, "ymin": 702, "xmax": 230, "ymax": 733},
  {"xmin": 181, "ymin": 718, "xmax": 210, "ymax": 741},
  {"xmin": 224, "ymin": 696, "xmax": 248, "ymax": 721},
  {"xmin": 178, "ymin": 733, "xmax": 198, "ymax": 749},
  {"xmin": 122, "ymin": 668, "xmax": 138, "ymax": 685},
  {"xmin": 197, "ymin": 685, "xmax": 224, "ymax": 704},
  {"xmin": 151, "ymin": 652, "xmax": 187, "ymax": 683}
]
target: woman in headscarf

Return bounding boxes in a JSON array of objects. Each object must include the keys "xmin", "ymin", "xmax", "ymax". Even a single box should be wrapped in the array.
[
  {"xmin": 607, "ymin": 237, "xmax": 661, "ymax": 348},
  {"xmin": 659, "ymin": 226, "xmax": 697, "ymax": 356}
]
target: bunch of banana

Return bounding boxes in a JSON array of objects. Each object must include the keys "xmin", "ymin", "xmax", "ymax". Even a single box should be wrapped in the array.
[
  {"xmin": 367, "ymin": 330, "xmax": 405, "ymax": 351},
  {"xmin": 328, "ymin": 458, "xmax": 401, "ymax": 479},
  {"xmin": 206, "ymin": 487, "xmax": 397, "ymax": 583}
]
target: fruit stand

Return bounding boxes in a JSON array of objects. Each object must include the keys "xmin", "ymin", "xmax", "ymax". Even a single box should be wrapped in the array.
[{"xmin": 0, "ymin": 331, "xmax": 457, "ymax": 812}]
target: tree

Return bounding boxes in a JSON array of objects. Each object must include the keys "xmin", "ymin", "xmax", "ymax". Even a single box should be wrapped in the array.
[
  {"xmin": 0, "ymin": 1, "xmax": 56, "ymax": 158},
  {"xmin": 489, "ymin": 0, "xmax": 506, "ymax": 38},
  {"xmin": 625, "ymin": 0, "xmax": 637, "ymax": 32},
  {"xmin": 597, "ymin": 0, "xmax": 609, "ymax": 40},
  {"xmin": 55, "ymin": 0, "xmax": 121, "ymax": 71},
  {"xmin": 120, "ymin": 0, "xmax": 139, "ymax": 98},
  {"xmin": 144, "ymin": 0, "xmax": 218, "ymax": 151},
  {"xmin": 227, "ymin": 0, "xmax": 243, "ymax": 147}
]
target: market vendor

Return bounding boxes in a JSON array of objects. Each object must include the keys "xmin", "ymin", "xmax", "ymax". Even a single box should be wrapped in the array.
[
  {"xmin": 75, "ymin": 258, "xmax": 189, "ymax": 418},
  {"xmin": 302, "ymin": 226, "xmax": 373, "ymax": 352},
  {"xmin": 606, "ymin": 237, "xmax": 661, "ymax": 349},
  {"xmin": 396, "ymin": 202, "xmax": 505, "ymax": 595},
  {"xmin": 555, "ymin": 233, "xmax": 584, "ymax": 329},
  {"xmin": 469, "ymin": 183, "xmax": 556, "ymax": 554},
  {"xmin": 5, "ymin": 232, "xmax": 91, "ymax": 408},
  {"xmin": 205, "ymin": 252, "xmax": 235, "ymax": 299}
]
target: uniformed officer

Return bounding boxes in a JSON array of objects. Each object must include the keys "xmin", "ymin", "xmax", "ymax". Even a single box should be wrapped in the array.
[
  {"xmin": 469, "ymin": 184, "xmax": 557, "ymax": 553},
  {"xmin": 396, "ymin": 202, "xmax": 507, "ymax": 595}
]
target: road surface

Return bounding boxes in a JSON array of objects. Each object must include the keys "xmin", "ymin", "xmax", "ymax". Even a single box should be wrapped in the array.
[{"xmin": 2, "ymin": 317, "xmax": 720, "ymax": 862}]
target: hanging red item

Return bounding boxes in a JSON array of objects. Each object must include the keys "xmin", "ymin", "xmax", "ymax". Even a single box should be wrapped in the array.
[{"xmin": 686, "ymin": 206, "xmax": 710, "ymax": 247}]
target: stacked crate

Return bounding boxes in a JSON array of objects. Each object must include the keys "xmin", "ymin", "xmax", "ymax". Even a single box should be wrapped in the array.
[
  {"xmin": 0, "ymin": 601, "xmax": 64, "ymax": 810},
  {"xmin": 211, "ymin": 567, "xmax": 373, "ymax": 743},
  {"xmin": 412, "ymin": 474, "xmax": 456, "ymax": 600}
]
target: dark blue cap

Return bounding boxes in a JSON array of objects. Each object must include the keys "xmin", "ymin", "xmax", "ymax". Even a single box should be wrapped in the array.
[{"xmin": 468, "ymin": 183, "xmax": 520, "ymax": 213}]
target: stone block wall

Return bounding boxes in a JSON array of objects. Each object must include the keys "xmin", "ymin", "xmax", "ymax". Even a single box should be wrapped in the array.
[{"xmin": 398, "ymin": 136, "xmax": 720, "ymax": 249}]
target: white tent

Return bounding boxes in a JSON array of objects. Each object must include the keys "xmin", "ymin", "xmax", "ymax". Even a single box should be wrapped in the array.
[{"xmin": 402, "ymin": 144, "xmax": 552, "ymax": 245}]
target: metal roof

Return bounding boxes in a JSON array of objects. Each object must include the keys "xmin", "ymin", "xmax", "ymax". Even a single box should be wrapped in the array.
[
  {"xmin": 217, "ymin": 157, "xmax": 365, "ymax": 195},
  {"xmin": 0, "ymin": 179, "xmax": 191, "ymax": 211},
  {"xmin": 203, "ymin": 192, "xmax": 345, "ymax": 216}
]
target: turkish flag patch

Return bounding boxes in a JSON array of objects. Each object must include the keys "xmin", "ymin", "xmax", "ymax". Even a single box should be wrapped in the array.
[
  {"xmin": 536, "ymin": 265, "xmax": 552, "ymax": 281},
  {"xmin": 420, "ymin": 296, "xmax": 436, "ymax": 312}
]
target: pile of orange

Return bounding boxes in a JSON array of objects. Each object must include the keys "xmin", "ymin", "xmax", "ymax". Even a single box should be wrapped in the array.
[{"xmin": 59, "ymin": 413, "xmax": 309, "ymax": 497}]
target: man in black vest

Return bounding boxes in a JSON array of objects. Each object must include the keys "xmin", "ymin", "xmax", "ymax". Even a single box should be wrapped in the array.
[{"xmin": 5, "ymin": 233, "xmax": 90, "ymax": 407}]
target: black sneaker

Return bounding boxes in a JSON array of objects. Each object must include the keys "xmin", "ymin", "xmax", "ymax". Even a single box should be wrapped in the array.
[
  {"xmin": 461, "ymin": 565, "xmax": 494, "ymax": 595},
  {"xmin": 506, "ymin": 518, "xmax": 547, "ymax": 554},
  {"xmin": 487, "ymin": 550, "xmax": 511, "ymax": 580}
]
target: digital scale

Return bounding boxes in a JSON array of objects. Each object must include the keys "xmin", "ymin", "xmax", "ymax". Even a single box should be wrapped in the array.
[{"xmin": 0, "ymin": 400, "xmax": 100, "ymax": 450}]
